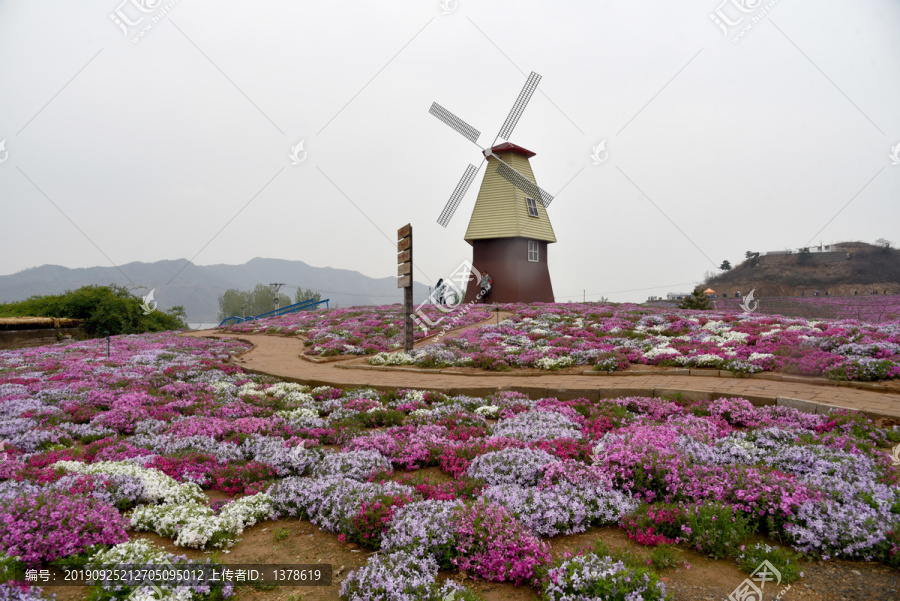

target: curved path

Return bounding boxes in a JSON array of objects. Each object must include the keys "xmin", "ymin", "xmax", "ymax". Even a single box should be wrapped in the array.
[{"xmin": 183, "ymin": 327, "xmax": 900, "ymax": 421}]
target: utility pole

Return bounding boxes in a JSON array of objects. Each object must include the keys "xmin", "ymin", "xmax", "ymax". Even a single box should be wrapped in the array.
[{"xmin": 270, "ymin": 283, "xmax": 285, "ymax": 311}]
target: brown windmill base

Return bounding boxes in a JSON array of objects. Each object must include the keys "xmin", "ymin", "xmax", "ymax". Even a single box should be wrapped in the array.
[{"xmin": 464, "ymin": 237, "xmax": 555, "ymax": 304}]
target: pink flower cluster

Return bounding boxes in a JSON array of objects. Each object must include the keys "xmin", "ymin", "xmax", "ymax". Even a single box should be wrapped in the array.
[{"xmin": 0, "ymin": 492, "xmax": 128, "ymax": 562}]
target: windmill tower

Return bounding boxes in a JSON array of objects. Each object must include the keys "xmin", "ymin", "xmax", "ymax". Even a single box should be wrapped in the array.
[{"xmin": 430, "ymin": 72, "xmax": 557, "ymax": 303}]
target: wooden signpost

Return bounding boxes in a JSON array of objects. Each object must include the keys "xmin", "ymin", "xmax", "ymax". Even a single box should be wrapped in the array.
[{"xmin": 398, "ymin": 224, "xmax": 413, "ymax": 353}]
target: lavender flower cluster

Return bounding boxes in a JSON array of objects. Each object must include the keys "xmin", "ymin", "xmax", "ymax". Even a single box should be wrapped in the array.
[
  {"xmin": 312, "ymin": 450, "xmax": 393, "ymax": 481},
  {"xmin": 268, "ymin": 476, "xmax": 416, "ymax": 533},
  {"xmin": 490, "ymin": 409, "xmax": 582, "ymax": 442},
  {"xmin": 466, "ymin": 447, "xmax": 558, "ymax": 486},
  {"xmin": 482, "ymin": 482, "xmax": 637, "ymax": 537}
]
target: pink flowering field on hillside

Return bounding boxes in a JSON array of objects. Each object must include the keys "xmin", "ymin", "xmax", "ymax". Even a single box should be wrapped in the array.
[
  {"xmin": 1, "ymin": 327, "xmax": 900, "ymax": 600},
  {"xmin": 221, "ymin": 304, "xmax": 491, "ymax": 356},
  {"xmin": 370, "ymin": 302, "xmax": 900, "ymax": 381}
]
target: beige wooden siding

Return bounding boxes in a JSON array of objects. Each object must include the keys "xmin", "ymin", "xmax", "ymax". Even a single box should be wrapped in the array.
[{"xmin": 464, "ymin": 151, "xmax": 557, "ymax": 243}]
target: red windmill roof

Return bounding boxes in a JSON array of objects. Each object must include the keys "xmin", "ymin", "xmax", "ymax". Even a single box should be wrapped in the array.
[{"xmin": 484, "ymin": 142, "xmax": 536, "ymax": 159}]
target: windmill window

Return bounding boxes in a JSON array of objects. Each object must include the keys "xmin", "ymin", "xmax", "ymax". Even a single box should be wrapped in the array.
[
  {"xmin": 528, "ymin": 240, "xmax": 539, "ymax": 262},
  {"xmin": 525, "ymin": 197, "xmax": 539, "ymax": 217}
]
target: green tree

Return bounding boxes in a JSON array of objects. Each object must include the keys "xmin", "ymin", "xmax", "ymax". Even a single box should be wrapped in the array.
[
  {"xmin": 875, "ymin": 238, "xmax": 893, "ymax": 254},
  {"xmin": 719, "ymin": 260, "xmax": 732, "ymax": 271},
  {"xmin": 217, "ymin": 284, "xmax": 291, "ymax": 321},
  {"xmin": 744, "ymin": 251, "xmax": 760, "ymax": 266},
  {"xmin": 797, "ymin": 247, "xmax": 812, "ymax": 264},
  {"xmin": 294, "ymin": 287, "xmax": 322, "ymax": 305},
  {"xmin": 0, "ymin": 284, "xmax": 187, "ymax": 337},
  {"xmin": 678, "ymin": 288, "xmax": 711, "ymax": 311}
]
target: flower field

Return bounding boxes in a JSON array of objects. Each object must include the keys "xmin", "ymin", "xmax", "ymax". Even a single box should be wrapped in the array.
[
  {"xmin": 710, "ymin": 295, "xmax": 900, "ymax": 324},
  {"xmin": 2, "ymin": 329, "xmax": 900, "ymax": 600},
  {"xmin": 370, "ymin": 303, "xmax": 900, "ymax": 381},
  {"xmin": 221, "ymin": 304, "xmax": 491, "ymax": 356}
]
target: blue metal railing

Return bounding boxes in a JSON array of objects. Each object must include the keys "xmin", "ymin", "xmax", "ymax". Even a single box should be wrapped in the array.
[{"xmin": 218, "ymin": 298, "xmax": 330, "ymax": 327}]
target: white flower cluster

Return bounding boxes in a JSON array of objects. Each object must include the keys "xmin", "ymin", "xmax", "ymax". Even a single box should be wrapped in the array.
[
  {"xmin": 534, "ymin": 356, "xmax": 575, "ymax": 370},
  {"xmin": 714, "ymin": 330, "xmax": 750, "ymax": 343},
  {"xmin": 677, "ymin": 354, "xmax": 723, "ymax": 367},
  {"xmin": 368, "ymin": 352, "xmax": 415, "ymax": 366},
  {"xmin": 90, "ymin": 540, "xmax": 196, "ymax": 601},
  {"xmin": 265, "ymin": 382, "xmax": 310, "ymax": 398},
  {"xmin": 474, "ymin": 405, "xmax": 500, "ymax": 418},
  {"xmin": 643, "ymin": 346, "xmax": 680, "ymax": 360},
  {"xmin": 209, "ymin": 381, "xmax": 234, "ymax": 393},
  {"xmin": 132, "ymin": 492, "xmax": 272, "ymax": 549},
  {"xmin": 702, "ymin": 320, "xmax": 727, "ymax": 332},
  {"xmin": 748, "ymin": 352, "xmax": 774, "ymax": 362},
  {"xmin": 89, "ymin": 539, "xmax": 169, "ymax": 567},
  {"xmin": 237, "ymin": 383, "xmax": 266, "ymax": 399},
  {"xmin": 401, "ymin": 389, "xmax": 428, "ymax": 402},
  {"xmin": 52, "ymin": 460, "xmax": 183, "ymax": 503},
  {"xmin": 276, "ymin": 406, "xmax": 325, "ymax": 429}
]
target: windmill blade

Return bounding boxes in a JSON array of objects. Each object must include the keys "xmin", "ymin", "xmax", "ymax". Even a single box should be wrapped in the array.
[
  {"xmin": 437, "ymin": 163, "xmax": 480, "ymax": 227},
  {"xmin": 496, "ymin": 71, "xmax": 541, "ymax": 142},
  {"xmin": 429, "ymin": 102, "xmax": 481, "ymax": 145},
  {"xmin": 495, "ymin": 161, "xmax": 554, "ymax": 207}
]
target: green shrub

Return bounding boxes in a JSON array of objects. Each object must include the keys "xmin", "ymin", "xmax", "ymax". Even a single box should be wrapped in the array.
[
  {"xmin": 682, "ymin": 501, "xmax": 754, "ymax": 559},
  {"xmin": 0, "ymin": 284, "xmax": 187, "ymax": 337},
  {"xmin": 649, "ymin": 544, "xmax": 681, "ymax": 570},
  {"xmin": 737, "ymin": 543, "xmax": 803, "ymax": 583}
]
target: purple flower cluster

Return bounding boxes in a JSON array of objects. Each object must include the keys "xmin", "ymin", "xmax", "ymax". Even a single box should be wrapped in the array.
[
  {"xmin": 267, "ymin": 476, "xmax": 416, "ymax": 533},
  {"xmin": 312, "ymin": 449, "xmax": 393, "ymax": 481},
  {"xmin": 482, "ymin": 482, "xmax": 637, "ymax": 536},
  {"xmin": 490, "ymin": 408, "xmax": 583, "ymax": 442},
  {"xmin": 466, "ymin": 447, "xmax": 558, "ymax": 486},
  {"xmin": 0, "ymin": 492, "xmax": 128, "ymax": 562}
]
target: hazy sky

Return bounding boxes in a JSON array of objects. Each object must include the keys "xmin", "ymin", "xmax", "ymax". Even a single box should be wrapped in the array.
[{"xmin": 1, "ymin": 0, "xmax": 898, "ymax": 303}]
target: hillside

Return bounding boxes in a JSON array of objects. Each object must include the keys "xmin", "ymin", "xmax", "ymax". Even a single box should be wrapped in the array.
[
  {"xmin": 704, "ymin": 242, "xmax": 900, "ymax": 297},
  {"xmin": 0, "ymin": 258, "xmax": 431, "ymax": 323}
]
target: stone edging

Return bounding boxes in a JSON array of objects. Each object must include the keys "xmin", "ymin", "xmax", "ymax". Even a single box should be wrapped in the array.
[
  {"xmin": 234, "ymin": 361, "xmax": 890, "ymax": 420},
  {"xmin": 334, "ymin": 363, "xmax": 898, "ymax": 395}
]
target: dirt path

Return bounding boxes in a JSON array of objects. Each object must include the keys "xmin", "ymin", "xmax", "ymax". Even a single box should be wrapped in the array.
[{"xmin": 182, "ymin": 329, "xmax": 900, "ymax": 420}]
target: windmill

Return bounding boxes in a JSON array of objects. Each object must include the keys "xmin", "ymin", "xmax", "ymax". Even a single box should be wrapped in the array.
[{"xmin": 430, "ymin": 71, "xmax": 557, "ymax": 303}]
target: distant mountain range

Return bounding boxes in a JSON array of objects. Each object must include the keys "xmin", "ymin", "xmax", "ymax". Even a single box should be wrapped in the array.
[{"xmin": 0, "ymin": 258, "xmax": 431, "ymax": 323}]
